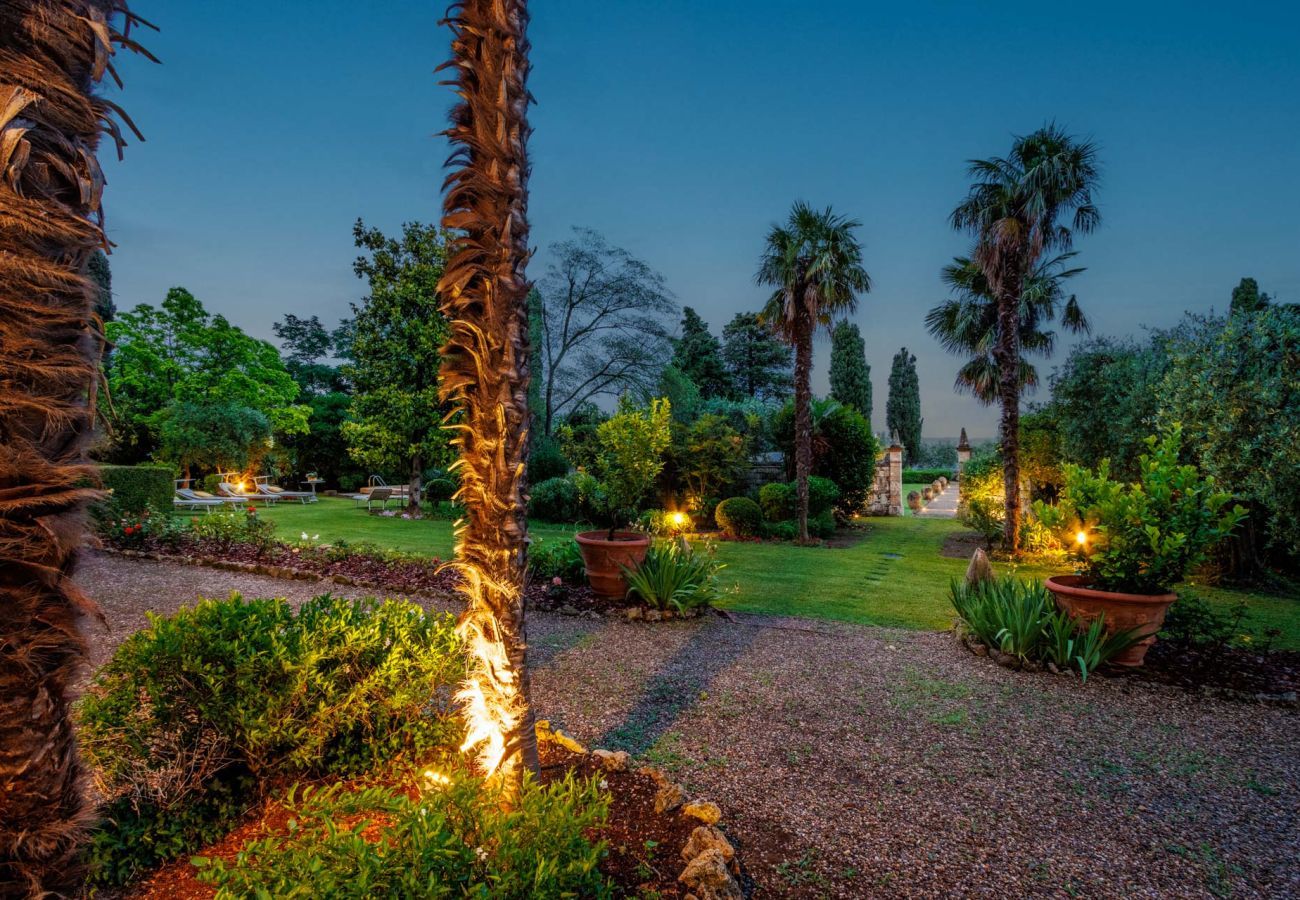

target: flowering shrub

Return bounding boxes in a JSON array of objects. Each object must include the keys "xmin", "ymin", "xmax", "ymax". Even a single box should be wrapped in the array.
[
  {"xmin": 100, "ymin": 505, "xmax": 186, "ymax": 550},
  {"xmin": 189, "ymin": 505, "xmax": 276, "ymax": 552}
]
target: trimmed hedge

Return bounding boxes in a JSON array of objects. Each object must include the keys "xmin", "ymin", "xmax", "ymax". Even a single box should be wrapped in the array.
[
  {"xmin": 98, "ymin": 465, "xmax": 175, "ymax": 515},
  {"xmin": 758, "ymin": 477, "xmax": 839, "ymax": 521},
  {"xmin": 903, "ymin": 468, "xmax": 954, "ymax": 483},
  {"xmin": 715, "ymin": 497, "xmax": 762, "ymax": 537}
]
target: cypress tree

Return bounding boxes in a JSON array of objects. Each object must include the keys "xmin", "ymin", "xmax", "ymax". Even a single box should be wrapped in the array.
[
  {"xmin": 672, "ymin": 307, "xmax": 734, "ymax": 399},
  {"xmin": 829, "ymin": 320, "xmax": 871, "ymax": 421},
  {"xmin": 721, "ymin": 311, "xmax": 792, "ymax": 399},
  {"xmin": 886, "ymin": 347, "xmax": 922, "ymax": 464}
]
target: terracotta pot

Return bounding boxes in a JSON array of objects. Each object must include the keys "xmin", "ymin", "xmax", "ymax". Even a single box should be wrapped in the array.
[
  {"xmin": 575, "ymin": 531, "xmax": 650, "ymax": 598},
  {"xmin": 1045, "ymin": 574, "xmax": 1176, "ymax": 667}
]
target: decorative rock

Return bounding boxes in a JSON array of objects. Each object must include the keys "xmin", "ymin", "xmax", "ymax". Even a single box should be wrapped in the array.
[
  {"xmin": 535, "ymin": 720, "xmax": 588, "ymax": 755},
  {"xmin": 679, "ymin": 849, "xmax": 743, "ymax": 900},
  {"xmin": 645, "ymin": 609, "xmax": 663, "ymax": 623},
  {"xmin": 969, "ymin": 639, "xmax": 988, "ymax": 658},
  {"xmin": 591, "ymin": 749, "xmax": 630, "ymax": 772},
  {"xmin": 625, "ymin": 606, "xmax": 644, "ymax": 621},
  {"xmin": 907, "ymin": 491, "xmax": 922, "ymax": 512},
  {"xmin": 1046, "ymin": 661, "xmax": 1061, "ymax": 675},
  {"xmin": 654, "ymin": 781, "xmax": 686, "ymax": 814},
  {"xmin": 965, "ymin": 548, "xmax": 995, "ymax": 586},
  {"xmin": 922, "ymin": 487, "xmax": 934, "ymax": 501},
  {"xmin": 637, "ymin": 765, "xmax": 670, "ymax": 787},
  {"xmin": 682, "ymin": 800, "xmax": 722, "ymax": 825},
  {"xmin": 992, "ymin": 651, "xmax": 1020, "ymax": 670},
  {"xmin": 681, "ymin": 826, "xmax": 733, "ymax": 863}
]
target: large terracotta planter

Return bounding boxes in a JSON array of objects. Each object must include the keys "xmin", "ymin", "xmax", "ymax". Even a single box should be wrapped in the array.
[
  {"xmin": 575, "ymin": 531, "xmax": 650, "ymax": 599},
  {"xmin": 1045, "ymin": 575, "xmax": 1176, "ymax": 667}
]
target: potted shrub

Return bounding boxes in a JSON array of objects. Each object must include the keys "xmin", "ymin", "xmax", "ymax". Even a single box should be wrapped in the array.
[
  {"xmin": 574, "ymin": 399, "xmax": 672, "ymax": 597},
  {"xmin": 1036, "ymin": 426, "xmax": 1244, "ymax": 666}
]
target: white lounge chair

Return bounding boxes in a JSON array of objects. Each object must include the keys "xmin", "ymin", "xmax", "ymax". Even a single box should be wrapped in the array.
[
  {"xmin": 351, "ymin": 486, "xmax": 396, "ymax": 511},
  {"xmin": 174, "ymin": 490, "xmax": 223, "ymax": 512},
  {"xmin": 177, "ymin": 487, "xmax": 247, "ymax": 509},
  {"xmin": 255, "ymin": 484, "xmax": 315, "ymax": 505},
  {"xmin": 218, "ymin": 482, "xmax": 280, "ymax": 506}
]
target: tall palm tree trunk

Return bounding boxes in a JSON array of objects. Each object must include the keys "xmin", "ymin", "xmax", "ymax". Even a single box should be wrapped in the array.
[
  {"xmin": 994, "ymin": 281, "xmax": 1023, "ymax": 554},
  {"xmin": 792, "ymin": 306, "xmax": 813, "ymax": 542},
  {"xmin": 1, "ymin": 2, "xmax": 149, "ymax": 893},
  {"xmin": 437, "ymin": 0, "xmax": 539, "ymax": 800}
]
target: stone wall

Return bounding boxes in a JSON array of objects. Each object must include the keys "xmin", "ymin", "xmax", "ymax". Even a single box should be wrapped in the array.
[{"xmin": 864, "ymin": 444, "xmax": 904, "ymax": 516}]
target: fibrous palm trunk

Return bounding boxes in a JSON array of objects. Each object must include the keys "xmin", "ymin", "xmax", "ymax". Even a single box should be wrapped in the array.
[
  {"xmin": 994, "ymin": 273, "xmax": 1024, "ymax": 555},
  {"xmin": 437, "ymin": 0, "xmax": 539, "ymax": 801},
  {"xmin": 0, "ymin": 1, "xmax": 150, "ymax": 893},
  {"xmin": 792, "ymin": 301, "xmax": 813, "ymax": 542}
]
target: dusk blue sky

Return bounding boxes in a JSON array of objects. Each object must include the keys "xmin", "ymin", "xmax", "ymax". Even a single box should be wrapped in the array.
[{"xmin": 103, "ymin": 1, "xmax": 1300, "ymax": 439}]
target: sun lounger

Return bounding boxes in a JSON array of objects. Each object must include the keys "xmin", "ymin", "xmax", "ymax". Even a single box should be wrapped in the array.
[
  {"xmin": 177, "ymin": 487, "xmax": 247, "ymax": 509},
  {"xmin": 352, "ymin": 486, "xmax": 396, "ymax": 511},
  {"xmin": 218, "ymin": 482, "xmax": 280, "ymax": 506},
  {"xmin": 259, "ymin": 484, "xmax": 317, "ymax": 504},
  {"xmin": 173, "ymin": 490, "xmax": 223, "ymax": 512}
]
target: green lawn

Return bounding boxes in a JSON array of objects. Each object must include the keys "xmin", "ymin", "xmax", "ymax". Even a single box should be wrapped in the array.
[{"xmin": 193, "ymin": 497, "xmax": 1300, "ymax": 647}]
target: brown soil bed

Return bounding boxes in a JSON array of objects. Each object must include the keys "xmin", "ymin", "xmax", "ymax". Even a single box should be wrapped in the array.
[
  {"xmin": 123, "ymin": 743, "xmax": 746, "ymax": 899},
  {"xmin": 1131, "ymin": 640, "xmax": 1300, "ymax": 699},
  {"xmin": 939, "ymin": 529, "xmax": 986, "ymax": 559}
]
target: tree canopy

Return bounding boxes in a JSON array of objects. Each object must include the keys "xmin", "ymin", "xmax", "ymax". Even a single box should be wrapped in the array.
[
  {"xmin": 104, "ymin": 287, "xmax": 308, "ymax": 467},
  {"xmin": 886, "ymin": 347, "xmax": 922, "ymax": 463},
  {"xmin": 672, "ymin": 307, "xmax": 734, "ymax": 399},
  {"xmin": 535, "ymin": 227, "xmax": 677, "ymax": 435},
  {"xmin": 828, "ymin": 320, "xmax": 871, "ymax": 420},
  {"xmin": 340, "ymin": 219, "xmax": 452, "ymax": 510},
  {"xmin": 721, "ymin": 311, "xmax": 792, "ymax": 400}
]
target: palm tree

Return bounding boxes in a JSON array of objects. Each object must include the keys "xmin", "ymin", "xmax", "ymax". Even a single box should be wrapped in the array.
[
  {"xmin": 949, "ymin": 125, "xmax": 1100, "ymax": 554},
  {"xmin": 436, "ymin": 0, "xmax": 538, "ymax": 800},
  {"xmin": 1, "ymin": 1, "xmax": 152, "ymax": 892},
  {"xmin": 757, "ymin": 203, "xmax": 871, "ymax": 540},
  {"xmin": 926, "ymin": 251, "xmax": 1089, "ymax": 404}
]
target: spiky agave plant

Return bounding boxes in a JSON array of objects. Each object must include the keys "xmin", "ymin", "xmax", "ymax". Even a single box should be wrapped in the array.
[
  {"xmin": 436, "ymin": 0, "xmax": 539, "ymax": 799},
  {"xmin": 0, "ymin": 1, "xmax": 153, "ymax": 892}
]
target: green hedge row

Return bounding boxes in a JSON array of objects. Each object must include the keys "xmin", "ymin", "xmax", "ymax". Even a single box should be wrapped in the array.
[
  {"xmin": 98, "ymin": 465, "xmax": 175, "ymax": 515},
  {"xmin": 903, "ymin": 468, "xmax": 954, "ymax": 484}
]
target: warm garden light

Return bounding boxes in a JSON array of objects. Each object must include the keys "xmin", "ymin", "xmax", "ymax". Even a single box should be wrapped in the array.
[
  {"xmin": 422, "ymin": 769, "xmax": 451, "ymax": 789},
  {"xmin": 669, "ymin": 511, "xmax": 689, "ymax": 531},
  {"xmin": 1075, "ymin": 530, "xmax": 1088, "ymax": 547}
]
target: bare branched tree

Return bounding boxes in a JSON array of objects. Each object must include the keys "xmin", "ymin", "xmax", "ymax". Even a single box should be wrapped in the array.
[
  {"xmin": 0, "ymin": 1, "xmax": 154, "ymax": 892},
  {"xmin": 536, "ymin": 227, "xmax": 677, "ymax": 434}
]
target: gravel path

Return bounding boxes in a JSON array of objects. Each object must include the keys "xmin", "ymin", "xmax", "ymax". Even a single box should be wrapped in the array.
[{"xmin": 78, "ymin": 553, "xmax": 1299, "ymax": 898}]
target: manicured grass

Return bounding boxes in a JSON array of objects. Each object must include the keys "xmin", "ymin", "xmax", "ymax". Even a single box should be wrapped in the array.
[{"xmin": 218, "ymin": 497, "xmax": 1300, "ymax": 647}]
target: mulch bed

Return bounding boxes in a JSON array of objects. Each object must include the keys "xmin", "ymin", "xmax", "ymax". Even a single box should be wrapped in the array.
[
  {"xmin": 1130, "ymin": 641, "xmax": 1300, "ymax": 701},
  {"xmin": 123, "ymin": 743, "xmax": 748, "ymax": 899},
  {"xmin": 105, "ymin": 535, "xmax": 626, "ymax": 617}
]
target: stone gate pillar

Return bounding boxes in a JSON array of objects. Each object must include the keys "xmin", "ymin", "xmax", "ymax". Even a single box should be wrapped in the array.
[
  {"xmin": 956, "ymin": 427, "xmax": 971, "ymax": 480},
  {"xmin": 887, "ymin": 443, "xmax": 904, "ymax": 516}
]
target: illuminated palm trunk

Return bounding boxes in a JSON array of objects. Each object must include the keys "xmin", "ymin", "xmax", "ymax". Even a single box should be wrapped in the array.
[
  {"xmin": 0, "ymin": 1, "xmax": 150, "ymax": 891},
  {"xmin": 437, "ymin": 0, "xmax": 539, "ymax": 798}
]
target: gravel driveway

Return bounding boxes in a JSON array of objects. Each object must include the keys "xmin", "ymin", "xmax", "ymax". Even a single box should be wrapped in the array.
[{"xmin": 78, "ymin": 552, "xmax": 1300, "ymax": 898}]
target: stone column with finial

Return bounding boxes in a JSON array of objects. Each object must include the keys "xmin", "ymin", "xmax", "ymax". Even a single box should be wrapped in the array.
[{"xmin": 956, "ymin": 428, "xmax": 971, "ymax": 480}]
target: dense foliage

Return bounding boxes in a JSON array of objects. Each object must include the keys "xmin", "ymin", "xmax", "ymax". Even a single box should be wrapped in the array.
[
  {"xmin": 589, "ymin": 399, "xmax": 673, "ymax": 536},
  {"xmin": 715, "ymin": 497, "xmax": 762, "ymax": 537},
  {"xmin": 1037, "ymin": 428, "xmax": 1245, "ymax": 594},
  {"xmin": 77, "ymin": 595, "xmax": 464, "ymax": 885},
  {"xmin": 672, "ymin": 307, "xmax": 734, "ymax": 399},
  {"xmin": 721, "ymin": 311, "xmax": 792, "ymax": 400},
  {"xmin": 97, "ymin": 465, "xmax": 174, "ymax": 516},
  {"xmin": 773, "ymin": 399, "xmax": 881, "ymax": 518},
  {"xmin": 104, "ymin": 288, "xmax": 308, "ymax": 468},
  {"xmin": 828, "ymin": 320, "xmax": 872, "ymax": 420},
  {"xmin": 885, "ymin": 347, "xmax": 922, "ymax": 464},
  {"xmin": 195, "ymin": 776, "xmax": 610, "ymax": 899},
  {"xmin": 341, "ymin": 221, "xmax": 453, "ymax": 511}
]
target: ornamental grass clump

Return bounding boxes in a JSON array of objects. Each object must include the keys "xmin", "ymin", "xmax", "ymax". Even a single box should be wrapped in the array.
[
  {"xmin": 950, "ymin": 577, "xmax": 1142, "ymax": 681},
  {"xmin": 1036, "ymin": 425, "xmax": 1245, "ymax": 594},
  {"xmin": 622, "ymin": 538, "xmax": 724, "ymax": 613}
]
